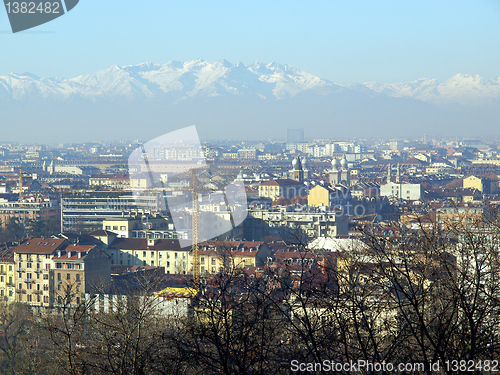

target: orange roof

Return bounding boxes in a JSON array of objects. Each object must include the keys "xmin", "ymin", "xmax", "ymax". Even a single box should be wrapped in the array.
[{"xmin": 14, "ymin": 238, "xmax": 67, "ymax": 254}]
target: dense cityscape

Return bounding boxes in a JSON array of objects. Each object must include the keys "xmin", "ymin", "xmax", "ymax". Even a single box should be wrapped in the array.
[{"xmin": 0, "ymin": 130, "xmax": 499, "ymax": 373}]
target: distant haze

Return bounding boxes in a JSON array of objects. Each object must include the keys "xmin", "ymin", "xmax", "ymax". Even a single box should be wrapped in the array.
[{"xmin": 1, "ymin": 60, "xmax": 499, "ymax": 143}]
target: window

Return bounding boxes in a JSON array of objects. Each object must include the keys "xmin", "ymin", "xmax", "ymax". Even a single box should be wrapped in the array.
[
  {"xmin": 76, "ymin": 274, "xmax": 80, "ymax": 282},
  {"xmin": 27, "ymin": 295, "xmax": 32, "ymax": 302},
  {"xmin": 8, "ymin": 266, "xmax": 11, "ymax": 272},
  {"xmin": 120, "ymin": 226, "xmax": 126, "ymax": 230},
  {"xmin": 27, "ymin": 263, "xmax": 32, "ymax": 269},
  {"xmin": 151, "ymin": 261, "xmax": 154, "ymax": 266},
  {"xmin": 57, "ymin": 273, "xmax": 61, "ymax": 281},
  {"xmin": 201, "ymin": 257, "xmax": 205, "ymax": 265},
  {"xmin": 18, "ymin": 283, "xmax": 22, "ymax": 289},
  {"xmin": 105, "ymin": 226, "xmax": 111, "ymax": 230},
  {"xmin": 167, "ymin": 261, "xmax": 170, "ymax": 267},
  {"xmin": 212, "ymin": 258, "xmax": 216, "ymax": 265},
  {"xmin": 67, "ymin": 273, "xmax": 71, "ymax": 280},
  {"xmin": 143, "ymin": 251, "xmax": 146, "ymax": 257},
  {"xmin": 151, "ymin": 251, "xmax": 154, "ymax": 257},
  {"xmin": 43, "ymin": 274, "xmax": 48, "ymax": 280},
  {"xmin": 175, "ymin": 253, "xmax": 178, "ymax": 259},
  {"xmin": 58, "ymin": 284, "xmax": 61, "ymax": 291},
  {"xmin": 113, "ymin": 226, "xmax": 118, "ymax": 230}
]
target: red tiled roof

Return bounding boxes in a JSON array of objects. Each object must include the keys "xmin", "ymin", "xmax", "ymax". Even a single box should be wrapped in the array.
[
  {"xmin": 52, "ymin": 245, "xmax": 95, "ymax": 260},
  {"xmin": 13, "ymin": 238, "xmax": 67, "ymax": 254}
]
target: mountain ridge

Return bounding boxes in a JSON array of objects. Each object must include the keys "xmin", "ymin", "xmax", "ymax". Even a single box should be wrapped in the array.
[{"xmin": 1, "ymin": 59, "xmax": 499, "ymax": 106}]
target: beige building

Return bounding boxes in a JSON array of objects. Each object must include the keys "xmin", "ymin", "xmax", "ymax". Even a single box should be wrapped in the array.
[
  {"xmin": 258, "ymin": 179, "xmax": 305, "ymax": 201},
  {"xmin": 13, "ymin": 238, "xmax": 111, "ymax": 308},
  {"xmin": 105, "ymin": 238, "xmax": 190, "ymax": 274},
  {"xmin": 0, "ymin": 256, "xmax": 15, "ymax": 302},
  {"xmin": 197, "ymin": 241, "xmax": 270, "ymax": 274},
  {"xmin": 463, "ymin": 176, "xmax": 485, "ymax": 192}
]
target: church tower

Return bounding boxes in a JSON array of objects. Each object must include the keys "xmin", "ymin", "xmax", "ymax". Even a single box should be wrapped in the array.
[
  {"xmin": 290, "ymin": 157, "xmax": 304, "ymax": 183},
  {"xmin": 340, "ymin": 155, "xmax": 351, "ymax": 186},
  {"xmin": 329, "ymin": 158, "xmax": 341, "ymax": 185}
]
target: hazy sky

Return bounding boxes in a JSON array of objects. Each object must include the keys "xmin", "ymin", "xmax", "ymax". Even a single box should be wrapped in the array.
[{"xmin": 1, "ymin": 0, "xmax": 499, "ymax": 84}]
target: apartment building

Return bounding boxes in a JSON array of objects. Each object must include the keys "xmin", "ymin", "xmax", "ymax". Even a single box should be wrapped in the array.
[
  {"xmin": 61, "ymin": 191, "xmax": 162, "ymax": 232},
  {"xmin": 0, "ymin": 256, "xmax": 15, "ymax": 302},
  {"xmin": 12, "ymin": 238, "xmax": 111, "ymax": 308},
  {"xmin": 105, "ymin": 238, "xmax": 190, "ymax": 274},
  {"xmin": 0, "ymin": 195, "xmax": 60, "ymax": 227},
  {"xmin": 197, "ymin": 241, "xmax": 270, "ymax": 274}
]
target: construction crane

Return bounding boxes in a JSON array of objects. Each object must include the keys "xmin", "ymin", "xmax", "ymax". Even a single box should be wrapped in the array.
[{"xmin": 191, "ymin": 169, "xmax": 200, "ymax": 286}]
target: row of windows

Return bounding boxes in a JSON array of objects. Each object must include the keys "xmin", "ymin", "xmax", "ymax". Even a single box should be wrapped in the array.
[
  {"xmin": 57, "ymin": 273, "xmax": 81, "ymax": 282},
  {"xmin": 18, "ymin": 283, "xmax": 48, "ymax": 290},
  {"xmin": 105, "ymin": 225, "xmax": 127, "ymax": 231},
  {"xmin": 112, "ymin": 251, "xmax": 186, "ymax": 260},
  {"xmin": 0, "ymin": 265, "xmax": 13, "ymax": 272},
  {"xmin": 55, "ymin": 263, "xmax": 81, "ymax": 270}
]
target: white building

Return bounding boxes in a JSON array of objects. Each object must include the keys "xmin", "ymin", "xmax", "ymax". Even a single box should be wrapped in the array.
[{"xmin": 380, "ymin": 182, "xmax": 423, "ymax": 201}]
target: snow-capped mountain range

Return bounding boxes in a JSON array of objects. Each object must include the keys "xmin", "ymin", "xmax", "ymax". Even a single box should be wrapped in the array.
[{"xmin": 1, "ymin": 59, "xmax": 499, "ymax": 106}]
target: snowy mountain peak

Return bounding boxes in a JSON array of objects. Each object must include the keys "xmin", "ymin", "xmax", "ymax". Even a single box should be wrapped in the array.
[{"xmin": 0, "ymin": 61, "xmax": 499, "ymax": 106}]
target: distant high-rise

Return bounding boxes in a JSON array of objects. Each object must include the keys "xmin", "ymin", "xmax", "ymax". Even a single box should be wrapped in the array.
[{"xmin": 287, "ymin": 128, "xmax": 304, "ymax": 143}]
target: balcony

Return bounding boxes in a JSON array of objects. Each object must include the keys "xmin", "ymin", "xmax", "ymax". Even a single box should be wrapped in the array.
[
  {"xmin": 24, "ymin": 278, "xmax": 35, "ymax": 284},
  {"xmin": 34, "ymin": 290, "xmax": 43, "ymax": 295},
  {"xmin": 17, "ymin": 268, "xmax": 25, "ymax": 273},
  {"xmin": 34, "ymin": 269, "xmax": 42, "ymax": 273}
]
